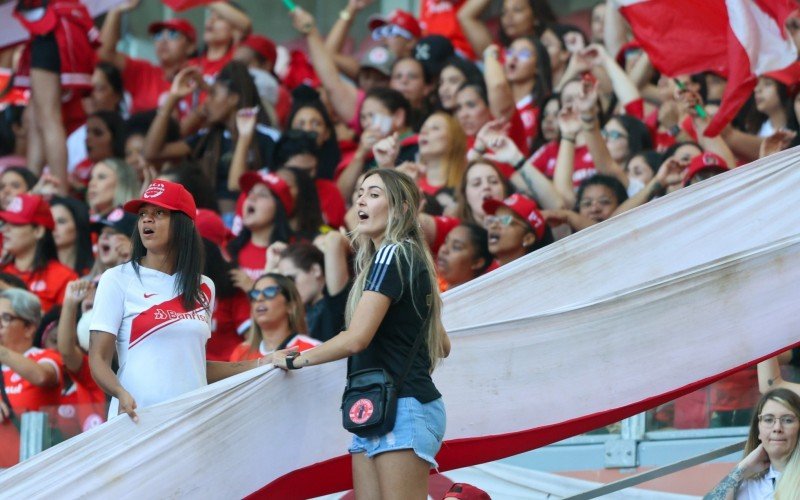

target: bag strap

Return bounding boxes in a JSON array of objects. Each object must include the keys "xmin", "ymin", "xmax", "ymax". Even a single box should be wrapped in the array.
[{"xmin": 0, "ymin": 362, "xmax": 17, "ymax": 422}]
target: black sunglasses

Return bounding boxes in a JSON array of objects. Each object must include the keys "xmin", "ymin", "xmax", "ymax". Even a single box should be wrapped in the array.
[{"xmin": 248, "ymin": 285, "xmax": 283, "ymax": 301}]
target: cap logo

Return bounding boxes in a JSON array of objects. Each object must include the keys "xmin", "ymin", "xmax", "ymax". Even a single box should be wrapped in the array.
[
  {"xmin": 6, "ymin": 197, "xmax": 23, "ymax": 214},
  {"xmin": 703, "ymin": 153, "xmax": 719, "ymax": 166},
  {"xmin": 143, "ymin": 182, "xmax": 166, "ymax": 199},
  {"xmin": 415, "ymin": 43, "xmax": 431, "ymax": 61},
  {"xmin": 108, "ymin": 207, "xmax": 124, "ymax": 222}
]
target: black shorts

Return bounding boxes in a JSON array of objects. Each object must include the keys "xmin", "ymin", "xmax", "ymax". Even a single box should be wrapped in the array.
[{"xmin": 30, "ymin": 32, "xmax": 60, "ymax": 73}]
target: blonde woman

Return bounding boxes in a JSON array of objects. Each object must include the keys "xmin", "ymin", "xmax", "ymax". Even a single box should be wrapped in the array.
[
  {"xmin": 229, "ymin": 273, "xmax": 319, "ymax": 362},
  {"xmin": 274, "ymin": 169, "xmax": 451, "ymax": 498},
  {"xmin": 705, "ymin": 388, "xmax": 800, "ymax": 499}
]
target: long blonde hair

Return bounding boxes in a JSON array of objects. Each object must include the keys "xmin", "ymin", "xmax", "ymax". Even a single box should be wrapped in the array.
[
  {"xmin": 346, "ymin": 169, "xmax": 446, "ymax": 370},
  {"xmin": 245, "ymin": 273, "xmax": 308, "ymax": 353},
  {"xmin": 435, "ymin": 112, "xmax": 468, "ymax": 189},
  {"xmin": 745, "ymin": 388, "xmax": 800, "ymax": 498}
]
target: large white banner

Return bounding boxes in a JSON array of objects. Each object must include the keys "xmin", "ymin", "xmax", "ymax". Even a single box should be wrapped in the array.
[{"xmin": 1, "ymin": 147, "xmax": 799, "ymax": 498}]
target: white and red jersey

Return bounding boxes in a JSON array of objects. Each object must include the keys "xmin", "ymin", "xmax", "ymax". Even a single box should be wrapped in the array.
[
  {"xmin": 229, "ymin": 334, "xmax": 320, "ymax": 362},
  {"xmin": 90, "ymin": 263, "xmax": 215, "ymax": 417},
  {"xmin": 516, "ymin": 94, "xmax": 540, "ymax": 150},
  {"xmin": 2, "ymin": 347, "xmax": 63, "ymax": 414},
  {"xmin": 530, "ymin": 141, "xmax": 596, "ymax": 189}
]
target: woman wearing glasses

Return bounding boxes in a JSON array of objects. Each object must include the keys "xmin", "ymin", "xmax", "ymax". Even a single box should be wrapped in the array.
[
  {"xmin": 89, "ymin": 180, "xmax": 261, "ymax": 423},
  {"xmin": 705, "ymin": 388, "xmax": 800, "ymax": 498},
  {"xmin": 229, "ymin": 273, "xmax": 320, "ymax": 362},
  {"xmin": 272, "ymin": 170, "xmax": 451, "ymax": 498},
  {"xmin": 482, "ymin": 193, "xmax": 553, "ymax": 267}
]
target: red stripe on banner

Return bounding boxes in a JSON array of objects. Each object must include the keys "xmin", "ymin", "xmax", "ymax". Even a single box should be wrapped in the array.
[{"xmin": 246, "ymin": 339, "xmax": 800, "ymax": 498}]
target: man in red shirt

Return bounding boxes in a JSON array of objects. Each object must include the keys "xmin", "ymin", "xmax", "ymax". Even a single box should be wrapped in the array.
[
  {"xmin": 98, "ymin": 2, "xmax": 197, "ymax": 114},
  {"xmin": 0, "ymin": 288, "xmax": 63, "ymax": 422}
]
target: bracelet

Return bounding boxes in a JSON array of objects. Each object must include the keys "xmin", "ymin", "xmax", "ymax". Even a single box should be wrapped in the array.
[
  {"xmin": 513, "ymin": 157, "xmax": 527, "ymax": 171},
  {"xmin": 286, "ymin": 353, "xmax": 302, "ymax": 370},
  {"xmin": 562, "ymin": 135, "xmax": 576, "ymax": 143},
  {"xmin": 339, "ymin": 9, "xmax": 352, "ymax": 21}
]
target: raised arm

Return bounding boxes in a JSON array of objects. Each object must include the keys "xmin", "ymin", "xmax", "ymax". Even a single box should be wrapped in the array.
[
  {"xmin": 758, "ymin": 355, "xmax": 800, "ymax": 395},
  {"xmin": 143, "ymin": 67, "xmax": 196, "ymax": 162},
  {"xmin": 290, "ymin": 7, "xmax": 359, "ymax": 124},
  {"xmin": 483, "ymin": 45, "xmax": 516, "ymax": 120},
  {"xmin": 677, "ymin": 88, "xmax": 737, "ymax": 168},
  {"xmin": 57, "ymin": 280, "xmax": 90, "ymax": 373},
  {"xmin": 603, "ymin": 1, "xmax": 630, "ymax": 66},
  {"xmin": 98, "ymin": 0, "xmax": 140, "ymax": 70},
  {"xmin": 457, "ymin": 0, "xmax": 495, "ymax": 56},
  {"xmin": 553, "ymin": 107, "xmax": 582, "ymax": 207},
  {"xmin": 227, "ymin": 107, "xmax": 257, "ymax": 192},
  {"xmin": 324, "ymin": 0, "xmax": 373, "ymax": 79},
  {"xmin": 589, "ymin": 44, "xmax": 641, "ymax": 108}
]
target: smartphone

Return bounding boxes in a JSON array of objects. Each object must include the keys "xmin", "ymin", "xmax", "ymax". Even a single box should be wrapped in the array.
[{"xmin": 371, "ymin": 114, "xmax": 393, "ymax": 135}]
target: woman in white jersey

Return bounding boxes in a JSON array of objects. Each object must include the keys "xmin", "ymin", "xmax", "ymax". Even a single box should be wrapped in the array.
[{"xmin": 89, "ymin": 180, "xmax": 261, "ymax": 422}]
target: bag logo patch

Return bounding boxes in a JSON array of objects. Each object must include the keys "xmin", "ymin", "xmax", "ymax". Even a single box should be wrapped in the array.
[{"xmin": 349, "ymin": 398, "xmax": 374, "ymax": 424}]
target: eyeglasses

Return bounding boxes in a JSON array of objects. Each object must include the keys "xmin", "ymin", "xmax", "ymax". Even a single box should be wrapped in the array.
[
  {"xmin": 372, "ymin": 25, "xmax": 413, "ymax": 41},
  {"xmin": 248, "ymin": 285, "xmax": 283, "ymax": 302},
  {"xmin": 759, "ymin": 414, "xmax": 798, "ymax": 427},
  {"xmin": 601, "ymin": 130, "xmax": 628, "ymax": 141},
  {"xmin": 484, "ymin": 215, "xmax": 522, "ymax": 228},
  {"xmin": 152, "ymin": 29, "xmax": 183, "ymax": 42},
  {"xmin": 578, "ymin": 198, "xmax": 615, "ymax": 209},
  {"xmin": 505, "ymin": 48, "xmax": 534, "ymax": 61},
  {"xmin": 0, "ymin": 312, "xmax": 27, "ymax": 327}
]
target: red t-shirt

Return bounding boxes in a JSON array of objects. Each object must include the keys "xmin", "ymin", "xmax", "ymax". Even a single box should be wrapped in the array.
[
  {"xmin": 419, "ymin": 0, "xmax": 476, "ymax": 60},
  {"xmin": 229, "ymin": 333, "xmax": 320, "ymax": 362},
  {"xmin": 122, "ymin": 56, "xmax": 171, "ymax": 114},
  {"xmin": 530, "ymin": 141, "xmax": 596, "ymax": 189},
  {"xmin": 190, "ymin": 48, "xmax": 234, "ymax": 83},
  {"xmin": 237, "ymin": 241, "xmax": 268, "ymax": 281},
  {"xmin": 316, "ymin": 179, "xmax": 346, "ymax": 229},
  {"xmin": 207, "ymin": 291, "xmax": 251, "ymax": 362},
  {"xmin": 516, "ymin": 94, "xmax": 540, "ymax": 151},
  {"xmin": 56, "ymin": 355, "xmax": 106, "ymax": 437},
  {"xmin": 3, "ymin": 347, "xmax": 63, "ymax": 414},
  {"xmin": 1, "ymin": 260, "xmax": 79, "ymax": 312}
]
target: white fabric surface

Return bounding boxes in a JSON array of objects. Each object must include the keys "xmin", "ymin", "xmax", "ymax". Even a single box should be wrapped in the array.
[{"xmin": 2, "ymin": 147, "xmax": 800, "ymax": 497}]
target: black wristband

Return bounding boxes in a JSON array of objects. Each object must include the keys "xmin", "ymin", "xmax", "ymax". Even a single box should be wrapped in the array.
[
  {"xmin": 286, "ymin": 354, "xmax": 301, "ymax": 370},
  {"xmin": 513, "ymin": 157, "xmax": 527, "ymax": 171}
]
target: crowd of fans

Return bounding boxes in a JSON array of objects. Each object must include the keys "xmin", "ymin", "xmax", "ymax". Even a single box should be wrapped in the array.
[{"xmin": 1, "ymin": 0, "xmax": 799, "ymax": 472}]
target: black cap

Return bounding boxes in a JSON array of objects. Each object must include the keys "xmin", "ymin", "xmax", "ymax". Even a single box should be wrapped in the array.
[
  {"xmin": 413, "ymin": 35, "xmax": 455, "ymax": 82},
  {"xmin": 91, "ymin": 206, "xmax": 137, "ymax": 238}
]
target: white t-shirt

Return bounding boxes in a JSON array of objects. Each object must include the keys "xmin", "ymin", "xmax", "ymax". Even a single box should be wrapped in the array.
[
  {"xmin": 736, "ymin": 465, "xmax": 780, "ymax": 499},
  {"xmin": 91, "ymin": 263, "xmax": 215, "ymax": 416}
]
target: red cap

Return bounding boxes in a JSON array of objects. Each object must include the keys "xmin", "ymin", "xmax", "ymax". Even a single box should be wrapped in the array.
[
  {"xmin": 241, "ymin": 35, "xmax": 277, "ymax": 66},
  {"xmin": 195, "ymin": 208, "xmax": 233, "ymax": 247},
  {"xmin": 368, "ymin": 9, "xmax": 422, "ymax": 39},
  {"xmin": 763, "ymin": 61, "xmax": 800, "ymax": 97},
  {"xmin": 682, "ymin": 152, "xmax": 729, "ymax": 186},
  {"xmin": 444, "ymin": 482, "xmax": 492, "ymax": 500},
  {"xmin": 615, "ymin": 39, "xmax": 642, "ymax": 67},
  {"xmin": 239, "ymin": 171, "xmax": 294, "ymax": 216},
  {"xmin": 0, "ymin": 194, "xmax": 54, "ymax": 230},
  {"xmin": 482, "ymin": 193, "xmax": 546, "ymax": 241},
  {"xmin": 124, "ymin": 180, "xmax": 197, "ymax": 221},
  {"xmin": 148, "ymin": 18, "xmax": 197, "ymax": 44}
]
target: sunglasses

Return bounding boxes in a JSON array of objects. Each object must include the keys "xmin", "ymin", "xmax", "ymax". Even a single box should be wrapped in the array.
[
  {"xmin": 484, "ymin": 215, "xmax": 523, "ymax": 228},
  {"xmin": 505, "ymin": 48, "xmax": 534, "ymax": 61},
  {"xmin": 152, "ymin": 29, "xmax": 183, "ymax": 42},
  {"xmin": 248, "ymin": 285, "xmax": 283, "ymax": 301},
  {"xmin": 601, "ymin": 130, "xmax": 628, "ymax": 141},
  {"xmin": 372, "ymin": 25, "xmax": 413, "ymax": 41}
]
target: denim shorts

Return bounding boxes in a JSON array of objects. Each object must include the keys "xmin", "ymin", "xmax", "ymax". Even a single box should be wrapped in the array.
[{"xmin": 349, "ymin": 397, "xmax": 446, "ymax": 468}]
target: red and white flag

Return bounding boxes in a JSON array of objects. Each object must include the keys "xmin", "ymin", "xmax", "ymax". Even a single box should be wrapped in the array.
[{"xmin": 614, "ymin": 0, "xmax": 799, "ymax": 136}]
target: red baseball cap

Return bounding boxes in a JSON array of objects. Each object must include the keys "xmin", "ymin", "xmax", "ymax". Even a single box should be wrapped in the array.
[
  {"xmin": 195, "ymin": 208, "xmax": 233, "ymax": 247},
  {"xmin": 368, "ymin": 9, "xmax": 422, "ymax": 39},
  {"xmin": 763, "ymin": 61, "xmax": 800, "ymax": 97},
  {"xmin": 148, "ymin": 18, "xmax": 197, "ymax": 44},
  {"xmin": 124, "ymin": 180, "xmax": 198, "ymax": 221},
  {"xmin": 0, "ymin": 194, "xmax": 54, "ymax": 230},
  {"xmin": 239, "ymin": 171, "xmax": 294, "ymax": 215},
  {"xmin": 682, "ymin": 152, "xmax": 729, "ymax": 186},
  {"xmin": 444, "ymin": 482, "xmax": 491, "ymax": 500},
  {"xmin": 482, "ymin": 193, "xmax": 546, "ymax": 241},
  {"xmin": 241, "ymin": 35, "xmax": 277, "ymax": 66}
]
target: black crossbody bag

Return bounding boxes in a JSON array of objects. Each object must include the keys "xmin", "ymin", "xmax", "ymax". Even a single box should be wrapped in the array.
[{"xmin": 341, "ymin": 320, "xmax": 427, "ymax": 438}]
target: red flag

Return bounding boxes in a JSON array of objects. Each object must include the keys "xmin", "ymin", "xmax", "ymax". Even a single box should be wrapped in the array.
[{"xmin": 616, "ymin": 0, "xmax": 798, "ymax": 136}]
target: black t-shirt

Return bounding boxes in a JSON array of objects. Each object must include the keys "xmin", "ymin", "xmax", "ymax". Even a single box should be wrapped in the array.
[
  {"xmin": 186, "ymin": 125, "xmax": 279, "ymax": 201},
  {"xmin": 348, "ymin": 243, "xmax": 441, "ymax": 403},
  {"xmin": 307, "ymin": 285, "xmax": 349, "ymax": 343}
]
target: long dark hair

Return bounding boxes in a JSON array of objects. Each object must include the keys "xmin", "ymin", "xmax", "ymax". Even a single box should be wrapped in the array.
[
  {"xmin": 499, "ymin": 0, "xmax": 557, "ymax": 46},
  {"xmin": 130, "ymin": 211, "xmax": 206, "ymax": 311},
  {"xmin": 90, "ymin": 111, "xmax": 126, "ymax": 158},
  {"xmin": 30, "ymin": 231, "xmax": 59, "ymax": 274},
  {"xmin": 459, "ymin": 222, "xmax": 493, "ymax": 276},
  {"xmin": 279, "ymin": 167, "xmax": 323, "ymax": 241},
  {"xmin": 192, "ymin": 61, "xmax": 269, "ymax": 190},
  {"xmin": 609, "ymin": 115, "xmax": 653, "ymax": 161},
  {"xmin": 227, "ymin": 195, "xmax": 293, "ymax": 267},
  {"xmin": 201, "ymin": 237, "xmax": 236, "ymax": 299},
  {"xmin": 50, "ymin": 196, "xmax": 94, "ymax": 274},
  {"xmin": 516, "ymin": 36, "xmax": 552, "ymax": 111},
  {"xmin": 575, "ymin": 174, "xmax": 629, "ymax": 211},
  {"xmin": 95, "ymin": 61, "xmax": 125, "ymax": 113},
  {"xmin": 287, "ymin": 85, "xmax": 340, "ymax": 180}
]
